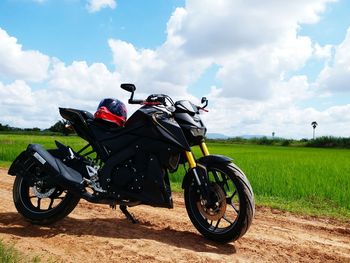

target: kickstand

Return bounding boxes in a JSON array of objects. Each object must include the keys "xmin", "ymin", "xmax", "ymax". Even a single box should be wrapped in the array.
[{"xmin": 120, "ymin": 205, "xmax": 138, "ymax": 224}]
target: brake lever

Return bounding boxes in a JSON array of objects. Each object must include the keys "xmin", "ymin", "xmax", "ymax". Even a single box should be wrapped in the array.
[
  {"xmin": 145, "ymin": 94, "xmax": 166, "ymax": 105},
  {"xmin": 142, "ymin": 101, "xmax": 162, "ymax": 106},
  {"xmin": 197, "ymin": 106, "xmax": 209, "ymax": 112}
]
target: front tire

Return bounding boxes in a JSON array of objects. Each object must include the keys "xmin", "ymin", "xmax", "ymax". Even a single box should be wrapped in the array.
[
  {"xmin": 13, "ymin": 175, "xmax": 80, "ymax": 225},
  {"xmin": 184, "ymin": 162, "xmax": 255, "ymax": 243}
]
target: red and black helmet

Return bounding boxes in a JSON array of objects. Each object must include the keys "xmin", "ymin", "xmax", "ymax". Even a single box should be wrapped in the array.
[{"xmin": 94, "ymin": 98, "xmax": 127, "ymax": 127}]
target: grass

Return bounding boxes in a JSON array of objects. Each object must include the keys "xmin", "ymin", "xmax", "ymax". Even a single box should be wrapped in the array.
[
  {"xmin": 173, "ymin": 143, "xmax": 350, "ymax": 219},
  {"xmin": 208, "ymin": 135, "xmax": 350, "ymax": 148},
  {"xmin": 1, "ymin": 134, "xmax": 349, "ymax": 219},
  {"xmin": 0, "ymin": 134, "xmax": 86, "ymax": 168},
  {"xmin": 0, "ymin": 239, "xmax": 40, "ymax": 263}
]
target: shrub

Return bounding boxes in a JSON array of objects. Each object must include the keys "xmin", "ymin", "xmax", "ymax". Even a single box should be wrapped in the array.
[
  {"xmin": 256, "ymin": 136, "xmax": 273, "ymax": 145},
  {"xmin": 306, "ymin": 136, "xmax": 350, "ymax": 148},
  {"xmin": 281, "ymin": 140, "xmax": 290, "ymax": 146}
]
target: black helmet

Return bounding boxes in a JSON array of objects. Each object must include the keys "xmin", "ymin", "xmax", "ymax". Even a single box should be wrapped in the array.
[{"xmin": 94, "ymin": 98, "xmax": 127, "ymax": 126}]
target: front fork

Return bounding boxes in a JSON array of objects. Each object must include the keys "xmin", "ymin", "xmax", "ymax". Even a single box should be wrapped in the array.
[
  {"xmin": 185, "ymin": 142, "xmax": 210, "ymax": 169},
  {"xmin": 199, "ymin": 142, "xmax": 210, "ymax": 157},
  {"xmin": 185, "ymin": 142, "xmax": 211, "ymax": 202}
]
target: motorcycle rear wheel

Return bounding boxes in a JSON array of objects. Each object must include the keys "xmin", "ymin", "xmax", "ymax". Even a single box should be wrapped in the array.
[
  {"xmin": 13, "ymin": 172, "xmax": 80, "ymax": 225},
  {"xmin": 184, "ymin": 162, "xmax": 255, "ymax": 243}
]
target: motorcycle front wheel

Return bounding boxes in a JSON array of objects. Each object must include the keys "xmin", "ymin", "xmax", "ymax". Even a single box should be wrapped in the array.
[{"xmin": 184, "ymin": 162, "xmax": 255, "ymax": 243}]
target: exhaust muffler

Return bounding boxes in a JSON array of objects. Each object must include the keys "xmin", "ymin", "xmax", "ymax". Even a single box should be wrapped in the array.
[{"xmin": 11, "ymin": 144, "xmax": 85, "ymax": 194}]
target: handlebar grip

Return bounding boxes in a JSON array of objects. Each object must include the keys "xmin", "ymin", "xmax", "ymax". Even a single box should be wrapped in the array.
[{"xmin": 128, "ymin": 99, "xmax": 144, "ymax": 104}]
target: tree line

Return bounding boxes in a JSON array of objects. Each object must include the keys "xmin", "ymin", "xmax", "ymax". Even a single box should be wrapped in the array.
[
  {"xmin": 207, "ymin": 136, "xmax": 350, "ymax": 149},
  {"xmin": 0, "ymin": 121, "xmax": 73, "ymax": 135}
]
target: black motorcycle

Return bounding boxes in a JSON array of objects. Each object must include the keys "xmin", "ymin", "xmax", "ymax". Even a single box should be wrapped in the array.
[{"xmin": 8, "ymin": 84, "xmax": 254, "ymax": 243}]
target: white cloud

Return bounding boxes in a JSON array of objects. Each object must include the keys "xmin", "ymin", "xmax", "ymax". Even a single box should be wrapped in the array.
[
  {"xmin": 48, "ymin": 60, "xmax": 122, "ymax": 102},
  {"xmin": 0, "ymin": 80, "xmax": 35, "ymax": 107},
  {"xmin": 0, "ymin": 28, "xmax": 50, "ymax": 82},
  {"xmin": 164, "ymin": 0, "xmax": 332, "ymax": 101},
  {"xmin": 317, "ymin": 28, "xmax": 350, "ymax": 93},
  {"xmin": 200, "ymin": 93, "xmax": 350, "ymax": 138},
  {"xmin": 168, "ymin": 0, "xmax": 333, "ymax": 58},
  {"xmin": 86, "ymin": 0, "xmax": 117, "ymax": 13},
  {"xmin": 0, "ymin": 80, "xmax": 51, "ymax": 128},
  {"xmin": 313, "ymin": 43, "xmax": 333, "ymax": 59},
  {"xmin": 0, "ymin": 60, "xmax": 126, "ymax": 128},
  {"xmin": 108, "ymin": 38, "xmax": 210, "ymax": 98},
  {"xmin": 106, "ymin": 0, "xmax": 332, "ymax": 102},
  {"xmin": 1, "ymin": 1, "xmax": 349, "ymax": 139}
]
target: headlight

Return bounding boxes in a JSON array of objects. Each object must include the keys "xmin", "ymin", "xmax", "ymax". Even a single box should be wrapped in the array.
[{"xmin": 190, "ymin": 127, "xmax": 206, "ymax": 137}]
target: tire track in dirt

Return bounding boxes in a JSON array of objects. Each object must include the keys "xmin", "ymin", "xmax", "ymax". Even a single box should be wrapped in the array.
[{"xmin": 0, "ymin": 169, "xmax": 349, "ymax": 263}]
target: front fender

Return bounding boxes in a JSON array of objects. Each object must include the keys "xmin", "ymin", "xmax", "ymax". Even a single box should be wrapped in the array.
[
  {"xmin": 181, "ymin": 154, "xmax": 232, "ymax": 189},
  {"xmin": 197, "ymin": 154, "xmax": 232, "ymax": 166}
]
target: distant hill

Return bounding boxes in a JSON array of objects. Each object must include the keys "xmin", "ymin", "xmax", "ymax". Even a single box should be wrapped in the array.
[
  {"xmin": 207, "ymin": 134, "xmax": 276, "ymax": 140},
  {"xmin": 206, "ymin": 133, "xmax": 229, "ymax": 139},
  {"xmin": 240, "ymin": 135, "xmax": 268, "ymax": 139}
]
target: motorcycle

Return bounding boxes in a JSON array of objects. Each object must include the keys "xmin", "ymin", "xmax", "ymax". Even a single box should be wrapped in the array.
[{"xmin": 8, "ymin": 83, "xmax": 255, "ymax": 243}]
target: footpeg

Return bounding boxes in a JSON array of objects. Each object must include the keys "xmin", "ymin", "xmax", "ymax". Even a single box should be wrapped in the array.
[{"xmin": 120, "ymin": 205, "xmax": 138, "ymax": 224}]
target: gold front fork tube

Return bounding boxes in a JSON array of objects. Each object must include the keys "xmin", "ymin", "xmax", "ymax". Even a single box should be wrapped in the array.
[
  {"xmin": 185, "ymin": 151, "xmax": 197, "ymax": 168},
  {"xmin": 200, "ymin": 142, "xmax": 210, "ymax": 156}
]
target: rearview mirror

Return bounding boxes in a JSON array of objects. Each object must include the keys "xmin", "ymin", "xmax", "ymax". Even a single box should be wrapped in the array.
[
  {"xmin": 121, "ymin": 83, "xmax": 136, "ymax": 93},
  {"xmin": 201, "ymin": 97, "xmax": 208, "ymax": 108}
]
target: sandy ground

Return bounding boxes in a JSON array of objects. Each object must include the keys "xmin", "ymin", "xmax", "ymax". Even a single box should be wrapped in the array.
[{"xmin": 0, "ymin": 169, "xmax": 349, "ymax": 263}]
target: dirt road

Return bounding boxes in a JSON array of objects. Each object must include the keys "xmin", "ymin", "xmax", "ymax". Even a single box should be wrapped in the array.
[{"xmin": 0, "ymin": 169, "xmax": 349, "ymax": 263}]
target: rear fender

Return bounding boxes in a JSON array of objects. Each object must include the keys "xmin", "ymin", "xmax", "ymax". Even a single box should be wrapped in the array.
[
  {"xmin": 8, "ymin": 144, "xmax": 84, "ymax": 194},
  {"xmin": 7, "ymin": 141, "xmax": 70, "ymax": 176},
  {"xmin": 7, "ymin": 150, "xmax": 43, "ymax": 187},
  {"xmin": 8, "ymin": 150, "xmax": 31, "ymax": 176}
]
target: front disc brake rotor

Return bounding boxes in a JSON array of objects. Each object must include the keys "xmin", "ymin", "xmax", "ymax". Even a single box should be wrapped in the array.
[{"xmin": 196, "ymin": 183, "xmax": 227, "ymax": 221}]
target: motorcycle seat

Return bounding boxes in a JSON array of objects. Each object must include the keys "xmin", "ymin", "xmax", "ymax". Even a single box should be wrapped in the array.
[
  {"xmin": 80, "ymin": 110, "xmax": 94, "ymax": 121},
  {"xmin": 59, "ymin": 108, "xmax": 94, "ymax": 123}
]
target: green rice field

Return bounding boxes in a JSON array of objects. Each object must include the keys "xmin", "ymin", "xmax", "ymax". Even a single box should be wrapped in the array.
[{"xmin": 1, "ymin": 134, "xmax": 349, "ymax": 219}]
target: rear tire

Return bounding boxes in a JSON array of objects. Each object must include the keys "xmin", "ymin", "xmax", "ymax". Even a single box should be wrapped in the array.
[
  {"xmin": 184, "ymin": 162, "xmax": 255, "ymax": 243},
  {"xmin": 13, "ymin": 175, "xmax": 80, "ymax": 225}
]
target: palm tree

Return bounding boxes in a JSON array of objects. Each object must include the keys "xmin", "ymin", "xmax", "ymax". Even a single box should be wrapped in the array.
[{"xmin": 311, "ymin": 121, "xmax": 318, "ymax": 139}]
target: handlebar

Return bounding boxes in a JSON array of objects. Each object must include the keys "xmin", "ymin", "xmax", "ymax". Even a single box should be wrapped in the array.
[
  {"xmin": 129, "ymin": 93, "xmax": 208, "ymax": 113},
  {"xmin": 128, "ymin": 94, "xmax": 168, "ymax": 105},
  {"xmin": 121, "ymin": 83, "xmax": 208, "ymax": 111},
  {"xmin": 128, "ymin": 99, "xmax": 144, "ymax": 104}
]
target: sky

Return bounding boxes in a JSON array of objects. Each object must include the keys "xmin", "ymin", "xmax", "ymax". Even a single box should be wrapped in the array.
[{"xmin": 0, "ymin": 0, "xmax": 350, "ymax": 139}]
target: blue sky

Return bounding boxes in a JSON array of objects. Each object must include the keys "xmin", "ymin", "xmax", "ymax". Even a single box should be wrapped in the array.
[
  {"xmin": 0, "ymin": 0, "xmax": 349, "ymax": 138},
  {"xmin": 0, "ymin": 0, "xmax": 184, "ymax": 66}
]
